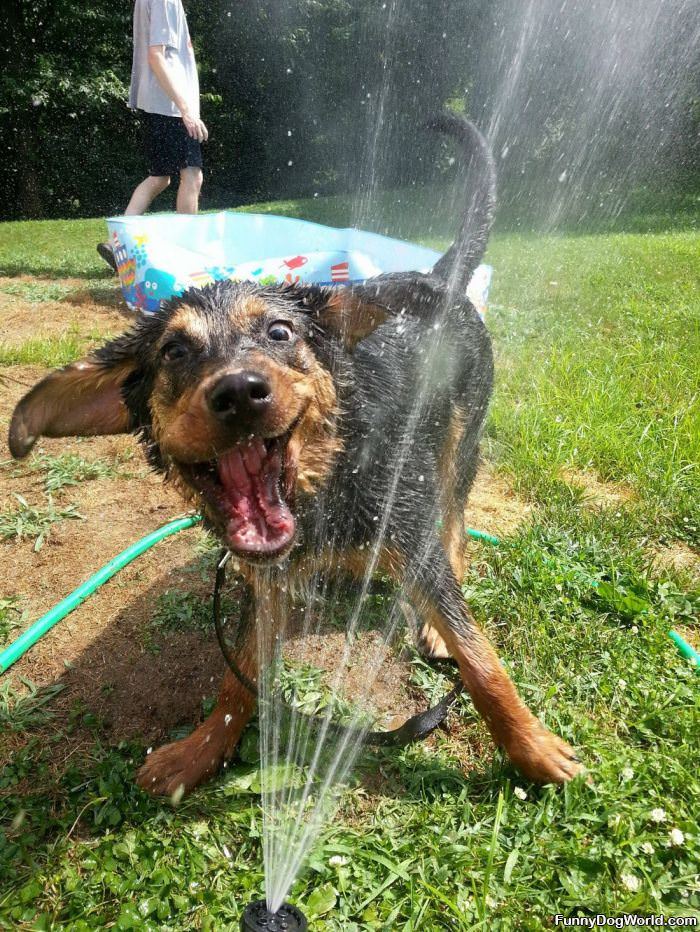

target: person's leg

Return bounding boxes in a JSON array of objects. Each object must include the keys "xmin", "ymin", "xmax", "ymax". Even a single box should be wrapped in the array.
[
  {"xmin": 176, "ymin": 166, "xmax": 203, "ymax": 214},
  {"xmin": 125, "ymin": 175, "xmax": 171, "ymax": 215}
]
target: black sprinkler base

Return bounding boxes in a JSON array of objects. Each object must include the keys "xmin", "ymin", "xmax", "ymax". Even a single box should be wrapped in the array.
[{"xmin": 240, "ymin": 899, "xmax": 308, "ymax": 932}]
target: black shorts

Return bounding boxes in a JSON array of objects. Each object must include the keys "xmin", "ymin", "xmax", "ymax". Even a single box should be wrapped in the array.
[{"xmin": 143, "ymin": 111, "xmax": 203, "ymax": 177}]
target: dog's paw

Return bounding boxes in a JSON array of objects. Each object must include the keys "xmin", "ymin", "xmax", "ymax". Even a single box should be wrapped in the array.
[
  {"xmin": 504, "ymin": 720, "xmax": 584, "ymax": 784},
  {"xmin": 416, "ymin": 621, "xmax": 452, "ymax": 660},
  {"xmin": 136, "ymin": 730, "xmax": 224, "ymax": 798}
]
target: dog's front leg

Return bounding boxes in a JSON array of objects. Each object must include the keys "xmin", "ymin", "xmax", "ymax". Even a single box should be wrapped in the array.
[
  {"xmin": 136, "ymin": 589, "xmax": 258, "ymax": 798},
  {"xmin": 410, "ymin": 554, "xmax": 583, "ymax": 784}
]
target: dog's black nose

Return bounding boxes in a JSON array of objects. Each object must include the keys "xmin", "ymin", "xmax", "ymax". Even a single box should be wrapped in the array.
[{"xmin": 208, "ymin": 371, "xmax": 271, "ymax": 421}]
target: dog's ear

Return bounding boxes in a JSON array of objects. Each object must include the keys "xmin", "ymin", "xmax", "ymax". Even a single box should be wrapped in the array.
[
  {"xmin": 296, "ymin": 286, "xmax": 389, "ymax": 351},
  {"xmin": 8, "ymin": 332, "xmax": 141, "ymax": 459}
]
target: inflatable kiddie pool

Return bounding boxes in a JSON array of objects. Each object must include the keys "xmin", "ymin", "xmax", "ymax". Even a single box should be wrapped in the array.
[{"xmin": 106, "ymin": 210, "xmax": 491, "ymax": 316}]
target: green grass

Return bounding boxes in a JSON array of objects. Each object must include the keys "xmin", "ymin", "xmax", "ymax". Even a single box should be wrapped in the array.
[
  {"xmin": 0, "ymin": 335, "xmax": 87, "ymax": 368},
  {"xmin": 0, "ymin": 218, "xmax": 111, "ymax": 279},
  {"xmin": 0, "ymin": 323, "xmax": 123, "ymax": 367},
  {"xmin": 485, "ymin": 230, "xmax": 700, "ymax": 546},
  {"xmin": 0, "ymin": 520, "xmax": 697, "ymax": 927},
  {"xmin": 0, "ymin": 280, "xmax": 74, "ymax": 303},
  {"xmin": 0, "ymin": 197, "xmax": 698, "ymax": 928}
]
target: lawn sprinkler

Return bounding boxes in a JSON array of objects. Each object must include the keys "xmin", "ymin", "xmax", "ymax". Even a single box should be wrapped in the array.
[{"xmin": 240, "ymin": 900, "xmax": 307, "ymax": 931}]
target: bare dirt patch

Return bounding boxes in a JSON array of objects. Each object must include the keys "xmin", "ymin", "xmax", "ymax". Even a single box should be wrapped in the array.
[
  {"xmin": 468, "ymin": 466, "xmax": 532, "ymax": 537},
  {"xmin": 0, "ymin": 275, "xmax": 130, "ymax": 347},
  {"xmin": 284, "ymin": 624, "xmax": 421, "ymax": 725},
  {"xmin": 561, "ymin": 468, "xmax": 634, "ymax": 506},
  {"xmin": 650, "ymin": 542, "xmax": 700, "ymax": 582},
  {"xmin": 1, "ymin": 365, "xmax": 220, "ymax": 751}
]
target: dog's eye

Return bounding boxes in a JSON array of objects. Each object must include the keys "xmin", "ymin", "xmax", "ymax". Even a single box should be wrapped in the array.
[
  {"xmin": 267, "ymin": 321, "xmax": 294, "ymax": 342},
  {"xmin": 161, "ymin": 341, "xmax": 189, "ymax": 362}
]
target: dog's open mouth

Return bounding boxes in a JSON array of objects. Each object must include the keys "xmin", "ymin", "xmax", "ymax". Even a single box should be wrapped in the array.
[{"xmin": 181, "ymin": 435, "xmax": 295, "ymax": 559}]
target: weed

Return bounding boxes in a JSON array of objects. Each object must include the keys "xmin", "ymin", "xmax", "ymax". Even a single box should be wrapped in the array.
[
  {"xmin": 0, "ymin": 678, "xmax": 66, "ymax": 732},
  {"xmin": 150, "ymin": 589, "xmax": 213, "ymax": 634},
  {"xmin": 0, "ymin": 494, "xmax": 83, "ymax": 550},
  {"xmin": 0, "ymin": 281, "xmax": 73, "ymax": 303},
  {"xmin": 30, "ymin": 453, "xmax": 121, "ymax": 492},
  {"xmin": 0, "ymin": 596, "xmax": 25, "ymax": 645}
]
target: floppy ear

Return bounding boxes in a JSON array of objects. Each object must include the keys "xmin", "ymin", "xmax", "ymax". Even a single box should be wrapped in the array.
[
  {"xmin": 9, "ymin": 347, "xmax": 138, "ymax": 459},
  {"xmin": 296, "ymin": 285, "xmax": 390, "ymax": 350}
]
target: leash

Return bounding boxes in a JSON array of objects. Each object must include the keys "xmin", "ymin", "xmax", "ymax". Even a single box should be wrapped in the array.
[{"xmin": 212, "ymin": 550, "xmax": 463, "ymax": 748}]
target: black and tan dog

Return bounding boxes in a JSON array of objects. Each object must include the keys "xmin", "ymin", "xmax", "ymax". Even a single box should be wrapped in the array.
[{"xmin": 8, "ymin": 114, "xmax": 582, "ymax": 796}]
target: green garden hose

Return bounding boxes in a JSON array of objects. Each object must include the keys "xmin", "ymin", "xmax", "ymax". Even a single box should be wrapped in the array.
[
  {"xmin": 0, "ymin": 518, "xmax": 696, "ymax": 675},
  {"xmin": 668, "ymin": 629, "xmax": 700, "ymax": 668},
  {"xmin": 0, "ymin": 514, "xmax": 202, "ymax": 673}
]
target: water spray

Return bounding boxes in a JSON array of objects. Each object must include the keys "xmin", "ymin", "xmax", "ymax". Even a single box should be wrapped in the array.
[{"xmin": 240, "ymin": 900, "xmax": 307, "ymax": 932}]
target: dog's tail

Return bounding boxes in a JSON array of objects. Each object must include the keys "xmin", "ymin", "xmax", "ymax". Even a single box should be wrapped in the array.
[{"xmin": 426, "ymin": 112, "xmax": 496, "ymax": 293}]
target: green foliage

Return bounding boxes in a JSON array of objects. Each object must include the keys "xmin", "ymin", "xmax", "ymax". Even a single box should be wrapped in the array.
[
  {"xmin": 0, "ymin": 1, "xmax": 137, "ymax": 220},
  {"xmin": 1, "ymin": 0, "xmax": 698, "ymax": 223},
  {"xmin": 196, "ymin": 0, "xmax": 474, "ymax": 208},
  {"xmin": 0, "ymin": 0, "xmax": 473, "ymax": 220},
  {"xmin": 0, "ymin": 494, "xmax": 83, "ymax": 550},
  {"xmin": 0, "ymin": 596, "xmax": 25, "ymax": 646},
  {"xmin": 150, "ymin": 589, "xmax": 214, "ymax": 634},
  {"xmin": 0, "ymin": 679, "xmax": 66, "ymax": 732},
  {"xmin": 30, "ymin": 453, "xmax": 122, "ymax": 492}
]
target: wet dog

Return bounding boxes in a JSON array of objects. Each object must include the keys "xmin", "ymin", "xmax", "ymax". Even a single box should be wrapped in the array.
[{"xmin": 9, "ymin": 113, "xmax": 582, "ymax": 796}]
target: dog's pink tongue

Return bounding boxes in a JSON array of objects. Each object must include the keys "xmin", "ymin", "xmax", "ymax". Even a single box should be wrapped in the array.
[{"xmin": 217, "ymin": 440, "xmax": 295, "ymax": 555}]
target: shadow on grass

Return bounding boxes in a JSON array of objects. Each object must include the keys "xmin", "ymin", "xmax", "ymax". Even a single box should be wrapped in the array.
[
  {"xmin": 63, "ymin": 281, "xmax": 127, "ymax": 311},
  {"xmin": 0, "ymin": 263, "xmax": 114, "ymax": 281}
]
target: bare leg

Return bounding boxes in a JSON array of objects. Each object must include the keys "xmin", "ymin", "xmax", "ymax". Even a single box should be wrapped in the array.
[
  {"xmin": 176, "ymin": 166, "xmax": 203, "ymax": 214},
  {"xmin": 125, "ymin": 175, "xmax": 171, "ymax": 215}
]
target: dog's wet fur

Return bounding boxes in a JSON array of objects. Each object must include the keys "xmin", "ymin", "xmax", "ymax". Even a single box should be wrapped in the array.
[{"xmin": 9, "ymin": 114, "xmax": 582, "ymax": 795}]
